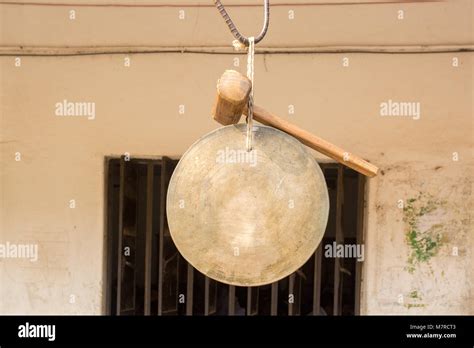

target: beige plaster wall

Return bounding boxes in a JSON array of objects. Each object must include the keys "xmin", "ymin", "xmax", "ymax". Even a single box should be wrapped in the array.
[{"xmin": 0, "ymin": 0, "xmax": 472, "ymax": 314}]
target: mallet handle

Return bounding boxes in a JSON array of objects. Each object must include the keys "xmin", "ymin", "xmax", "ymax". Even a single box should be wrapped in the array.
[{"xmin": 248, "ymin": 105, "xmax": 379, "ymax": 177}]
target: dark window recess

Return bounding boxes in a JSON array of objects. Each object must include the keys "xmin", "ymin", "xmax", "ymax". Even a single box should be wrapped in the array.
[{"xmin": 105, "ymin": 157, "xmax": 365, "ymax": 316}]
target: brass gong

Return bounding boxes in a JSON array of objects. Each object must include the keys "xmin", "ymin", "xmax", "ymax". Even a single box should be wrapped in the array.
[{"xmin": 167, "ymin": 124, "xmax": 329, "ymax": 286}]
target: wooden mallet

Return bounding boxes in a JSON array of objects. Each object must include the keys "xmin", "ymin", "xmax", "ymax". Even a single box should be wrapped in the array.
[{"xmin": 212, "ymin": 70, "xmax": 378, "ymax": 177}]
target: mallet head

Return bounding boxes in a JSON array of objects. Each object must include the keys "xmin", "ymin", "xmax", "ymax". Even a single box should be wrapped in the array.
[{"xmin": 212, "ymin": 70, "xmax": 251, "ymax": 125}]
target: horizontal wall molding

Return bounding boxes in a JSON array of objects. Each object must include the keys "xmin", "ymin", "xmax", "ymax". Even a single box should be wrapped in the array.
[
  {"xmin": 0, "ymin": 1, "xmax": 443, "ymax": 8},
  {"xmin": 1, "ymin": 44, "xmax": 472, "ymax": 56}
]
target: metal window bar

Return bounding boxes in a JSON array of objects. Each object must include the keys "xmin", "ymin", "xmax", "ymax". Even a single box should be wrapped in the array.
[
  {"xmin": 108, "ymin": 159, "xmax": 364, "ymax": 316},
  {"xmin": 186, "ymin": 264, "xmax": 194, "ymax": 315},
  {"xmin": 354, "ymin": 174, "xmax": 366, "ymax": 315},
  {"xmin": 270, "ymin": 282, "xmax": 278, "ymax": 316},
  {"xmin": 157, "ymin": 159, "xmax": 167, "ymax": 315},
  {"xmin": 228, "ymin": 285, "xmax": 236, "ymax": 316},
  {"xmin": 204, "ymin": 277, "xmax": 211, "ymax": 315},
  {"xmin": 144, "ymin": 163, "xmax": 153, "ymax": 315},
  {"xmin": 115, "ymin": 157, "xmax": 125, "ymax": 315},
  {"xmin": 312, "ymin": 244, "xmax": 323, "ymax": 315},
  {"xmin": 333, "ymin": 166, "xmax": 344, "ymax": 315},
  {"xmin": 246, "ymin": 287, "xmax": 259, "ymax": 316}
]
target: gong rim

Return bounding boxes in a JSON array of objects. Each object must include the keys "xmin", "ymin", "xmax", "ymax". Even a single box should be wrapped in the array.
[{"xmin": 167, "ymin": 124, "xmax": 329, "ymax": 286}]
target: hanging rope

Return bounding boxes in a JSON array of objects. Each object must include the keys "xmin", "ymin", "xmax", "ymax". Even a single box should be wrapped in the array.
[
  {"xmin": 214, "ymin": 0, "xmax": 270, "ymax": 47},
  {"xmin": 246, "ymin": 37, "xmax": 255, "ymax": 152},
  {"xmin": 214, "ymin": 1, "xmax": 269, "ymax": 151},
  {"xmin": 214, "ymin": 0, "xmax": 270, "ymax": 151}
]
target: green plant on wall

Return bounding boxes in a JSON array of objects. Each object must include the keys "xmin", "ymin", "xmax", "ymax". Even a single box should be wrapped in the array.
[{"xmin": 403, "ymin": 193, "xmax": 444, "ymax": 273}]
